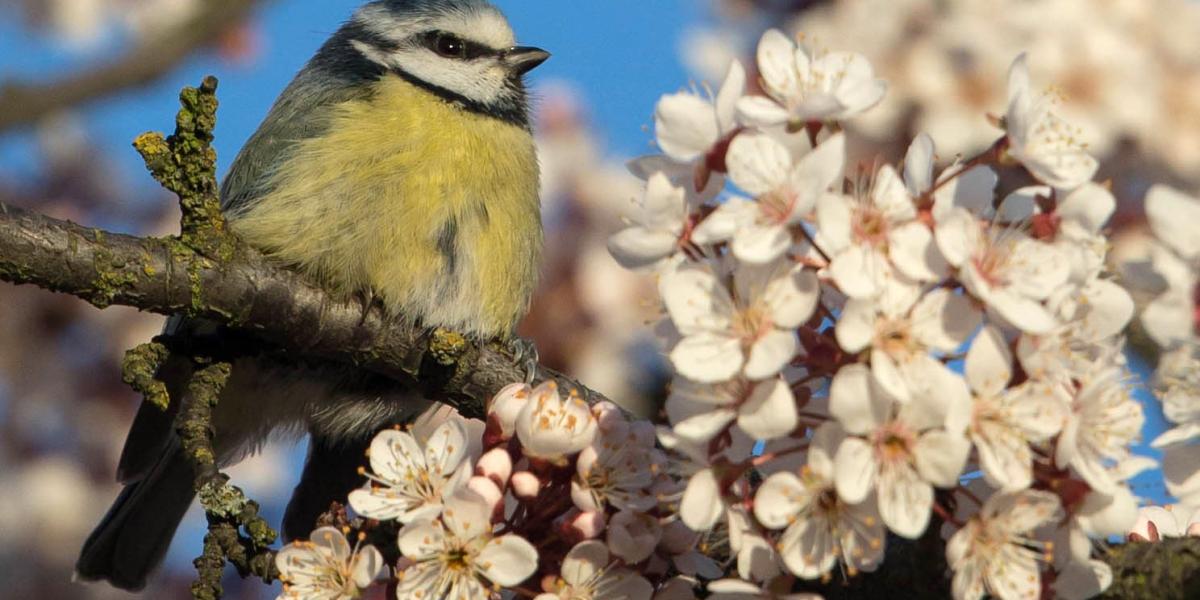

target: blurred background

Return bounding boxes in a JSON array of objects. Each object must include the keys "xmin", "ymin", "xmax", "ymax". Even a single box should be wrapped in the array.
[{"xmin": 0, "ymin": 0, "xmax": 1196, "ymax": 597}]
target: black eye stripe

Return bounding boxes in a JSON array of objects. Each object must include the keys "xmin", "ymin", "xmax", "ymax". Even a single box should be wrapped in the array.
[{"xmin": 418, "ymin": 31, "xmax": 496, "ymax": 60}]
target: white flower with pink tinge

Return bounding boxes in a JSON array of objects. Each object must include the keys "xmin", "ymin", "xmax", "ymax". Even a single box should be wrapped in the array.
[
  {"xmin": 665, "ymin": 376, "xmax": 799, "ymax": 443},
  {"xmin": 571, "ymin": 418, "xmax": 660, "ymax": 513},
  {"xmin": 1003, "ymin": 53, "xmax": 1098, "ymax": 190},
  {"xmin": 607, "ymin": 172, "xmax": 690, "ymax": 270},
  {"xmin": 275, "ymin": 527, "xmax": 384, "ymax": 600},
  {"xmin": 535, "ymin": 540, "xmax": 653, "ymax": 600},
  {"xmin": 945, "ymin": 489, "xmax": 1062, "ymax": 600},
  {"xmin": 692, "ymin": 133, "xmax": 845, "ymax": 265},
  {"xmin": 836, "ymin": 284, "xmax": 980, "ymax": 404},
  {"xmin": 395, "ymin": 488, "xmax": 538, "ymax": 600},
  {"xmin": 515, "ymin": 381, "xmax": 598, "ymax": 463},
  {"xmin": 1056, "ymin": 366, "xmax": 1145, "ymax": 495},
  {"xmin": 754, "ymin": 423, "xmax": 885, "ymax": 579},
  {"xmin": 660, "ymin": 258, "xmax": 819, "ymax": 383},
  {"xmin": 737, "ymin": 29, "xmax": 886, "ymax": 127},
  {"xmin": 964, "ymin": 326, "xmax": 1066, "ymax": 491},
  {"xmin": 1141, "ymin": 185, "xmax": 1200, "ymax": 349},
  {"xmin": 815, "ymin": 137, "xmax": 950, "ymax": 298},
  {"xmin": 830, "ymin": 363, "xmax": 971, "ymax": 538},
  {"xmin": 936, "ymin": 207, "xmax": 1070, "ymax": 334},
  {"xmin": 652, "ymin": 60, "xmax": 746, "ymax": 191},
  {"xmin": 347, "ymin": 420, "xmax": 471, "ymax": 524}
]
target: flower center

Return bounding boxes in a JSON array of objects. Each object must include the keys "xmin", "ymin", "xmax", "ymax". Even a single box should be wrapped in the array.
[
  {"xmin": 733, "ymin": 303, "xmax": 773, "ymax": 346},
  {"xmin": 758, "ymin": 187, "xmax": 799, "ymax": 225},
  {"xmin": 872, "ymin": 422, "xmax": 915, "ymax": 464},
  {"xmin": 853, "ymin": 206, "xmax": 890, "ymax": 247},
  {"xmin": 875, "ymin": 318, "xmax": 917, "ymax": 359}
]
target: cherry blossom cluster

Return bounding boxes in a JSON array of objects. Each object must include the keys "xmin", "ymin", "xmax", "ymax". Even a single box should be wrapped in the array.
[
  {"xmin": 691, "ymin": 0, "xmax": 1200, "ymax": 180},
  {"xmin": 1135, "ymin": 185, "xmax": 1200, "ymax": 510},
  {"xmin": 607, "ymin": 29, "xmax": 1165, "ymax": 600},
  {"xmin": 274, "ymin": 380, "xmax": 701, "ymax": 600}
]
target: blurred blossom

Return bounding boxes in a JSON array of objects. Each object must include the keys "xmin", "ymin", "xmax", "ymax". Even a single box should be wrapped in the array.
[{"xmin": 695, "ymin": 0, "xmax": 1200, "ymax": 183}]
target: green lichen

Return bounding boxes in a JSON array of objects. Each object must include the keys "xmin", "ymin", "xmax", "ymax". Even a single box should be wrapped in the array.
[
  {"xmin": 121, "ymin": 342, "xmax": 171, "ymax": 410},
  {"xmin": 134, "ymin": 76, "xmax": 235, "ymax": 261},
  {"xmin": 429, "ymin": 327, "xmax": 468, "ymax": 366},
  {"xmin": 89, "ymin": 246, "xmax": 139, "ymax": 308}
]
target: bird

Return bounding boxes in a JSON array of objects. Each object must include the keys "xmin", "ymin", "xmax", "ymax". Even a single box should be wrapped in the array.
[{"xmin": 75, "ymin": 0, "xmax": 548, "ymax": 590}]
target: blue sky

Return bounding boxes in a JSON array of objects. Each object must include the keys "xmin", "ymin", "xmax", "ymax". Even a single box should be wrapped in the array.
[{"xmin": 0, "ymin": 0, "xmax": 706, "ymax": 194}]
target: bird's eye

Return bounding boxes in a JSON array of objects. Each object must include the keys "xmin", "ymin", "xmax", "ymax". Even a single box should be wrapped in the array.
[{"xmin": 435, "ymin": 34, "xmax": 467, "ymax": 59}]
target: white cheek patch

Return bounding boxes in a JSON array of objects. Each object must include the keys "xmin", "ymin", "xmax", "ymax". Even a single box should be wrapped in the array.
[
  {"xmin": 393, "ymin": 50, "xmax": 507, "ymax": 105},
  {"xmin": 350, "ymin": 39, "xmax": 395, "ymax": 69}
]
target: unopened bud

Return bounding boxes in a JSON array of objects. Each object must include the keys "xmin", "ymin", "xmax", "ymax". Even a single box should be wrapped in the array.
[
  {"xmin": 476, "ymin": 448, "xmax": 513, "ymax": 488},
  {"xmin": 511, "ymin": 471, "xmax": 541, "ymax": 500}
]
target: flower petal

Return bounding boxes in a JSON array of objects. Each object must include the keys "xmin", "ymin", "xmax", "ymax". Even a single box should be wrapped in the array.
[
  {"xmin": 655, "ymin": 93, "xmax": 718, "ymax": 162},
  {"xmin": 681, "ymin": 468, "xmax": 725, "ymax": 531},
  {"xmin": 477, "ymin": 534, "xmax": 540, "ymax": 586},
  {"xmin": 830, "ymin": 364, "xmax": 891, "ymax": 435},
  {"xmin": 737, "ymin": 378, "xmax": 798, "ymax": 440},
  {"xmin": 834, "ymin": 436, "xmax": 877, "ymax": 503}
]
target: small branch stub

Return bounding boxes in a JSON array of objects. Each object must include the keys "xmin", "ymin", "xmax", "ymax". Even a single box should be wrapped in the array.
[
  {"xmin": 133, "ymin": 76, "xmax": 234, "ymax": 260},
  {"xmin": 121, "ymin": 341, "xmax": 171, "ymax": 410}
]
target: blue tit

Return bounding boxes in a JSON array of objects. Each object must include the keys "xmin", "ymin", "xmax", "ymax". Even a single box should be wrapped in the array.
[{"xmin": 76, "ymin": 0, "xmax": 548, "ymax": 590}]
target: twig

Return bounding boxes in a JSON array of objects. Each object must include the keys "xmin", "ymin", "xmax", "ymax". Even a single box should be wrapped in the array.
[{"xmin": 0, "ymin": 0, "xmax": 266, "ymax": 133}]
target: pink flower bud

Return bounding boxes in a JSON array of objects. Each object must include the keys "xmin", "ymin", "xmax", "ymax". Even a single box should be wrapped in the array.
[
  {"xmin": 510, "ymin": 471, "xmax": 541, "ymax": 500},
  {"xmin": 476, "ymin": 448, "xmax": 513, "ymax": 488},
  {"xmin": 488, "ymin": 383, "xmax": 531, "ymax": 440},
  {"xmin": 592, "ymin": 401, "xmax": 626, "ymax": 433},
  {"xmin": 559, "ymin": 508, "xmax": 606, "ymax": 543},
  {"xmin": 467, "ymin": 476, "xmax": 503, "ymax": 516}
]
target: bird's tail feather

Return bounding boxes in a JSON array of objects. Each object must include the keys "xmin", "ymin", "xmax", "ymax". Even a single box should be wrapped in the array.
[{"xmin": 75, "ymin": 441, "xmax": 195, "ymax": 591}]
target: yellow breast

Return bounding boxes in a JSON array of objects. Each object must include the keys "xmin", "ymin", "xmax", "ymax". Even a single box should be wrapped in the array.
[{"xmin": 228, "ymin": 76, "xmax": 542, "ymax": 338}]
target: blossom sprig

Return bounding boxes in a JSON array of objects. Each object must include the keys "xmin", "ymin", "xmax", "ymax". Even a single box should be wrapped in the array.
[{"xmin": 600, "ymin": 29, "xmax": 1166, "ymax": 600}]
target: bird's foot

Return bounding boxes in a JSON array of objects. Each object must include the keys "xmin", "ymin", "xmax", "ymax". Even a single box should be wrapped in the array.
[
  {"xmin": 353, "ymin": 288, "xmax": 385, "ymax": 327},
  {"xmin": 507, "ymin": 337, "xmax": 540, "ymax": 384}
]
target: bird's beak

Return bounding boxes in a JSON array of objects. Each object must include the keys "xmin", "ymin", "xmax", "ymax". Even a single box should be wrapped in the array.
[{"xmin": 504, "ymin": 46, "xmax": 550, "ymax": 76}]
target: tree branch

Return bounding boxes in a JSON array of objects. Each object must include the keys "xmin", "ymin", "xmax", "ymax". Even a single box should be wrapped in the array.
[{"xmin": 0, "ymin": 0, "xmax": 265, "ymax": 133}]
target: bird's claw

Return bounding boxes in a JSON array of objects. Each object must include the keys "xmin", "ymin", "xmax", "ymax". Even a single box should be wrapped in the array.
[
  {"xmin": 508, "ymin": 337, "xmax": 539, "ymax": 384},
  {"xmin": 353, "ymin": 288, "xmax": 385, "ymax": 326}
]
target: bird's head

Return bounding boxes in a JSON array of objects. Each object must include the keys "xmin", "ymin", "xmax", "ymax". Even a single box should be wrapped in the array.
[{"xmin": 337, "ymin": 0, "xmax": 549, "ymax": 122}]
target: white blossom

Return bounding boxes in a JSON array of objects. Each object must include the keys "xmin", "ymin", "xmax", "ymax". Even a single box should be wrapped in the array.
[
  {"xmin": 1141, "ymin": 185, "xmax": 1200, "ymax": 348},
  {"xmin": 396, "ymin": 489, "xmax": 538, "ymax": 599},
  {"xmin": 836, "ymin": 285, "xmax": 980, "ymax": 404},
  {"xmin": 1056, "ymin": 366, "xmax": 1144, "ymax": 494},
  {"xmin": 738, "ymin": 29, "xmax": 886, "ymax": 126},
  {"xmin": 692, "ymin": 133, "xmax": 844, "ymax": 264},
  {"xmin": 347, "ymin": 421, "xmax": 471, "ymax": 524},
  {"xmin": 815, "ymin": 139, "xmax": 949, "ymax": 297},
  {"xmin": 660, "ymin": 259, "xmax": 819, "ymax": 383},
  {"xmin": 665, "ymin": 376, "xmax": 798, "ymax": 443},
  {"xmin": 1003, "ymin": 53, "xmax": 1098, "ymax": 190},
  {"xmin": 535, "ymin": 541, "xmax": 653, "ymax": 600},
  {"xmin": 655, "ymin": 60, "xmax": 745, "ymax": 165},
  {"xmin": 754, "ymin": 423, "xmax": 885, "ymax": 578},
  {"xmin": 936, "ymin": 208, "xmax": 1070, "ymax": 334},
  {"xmin": 945, "ymin": 489, "xmax": 1061, "ymax": 600},
  {"xmin": 515, "ymin": 381, "xmax": 599, "ymax": 462},
  {"xmin": 964, "ymin": 326, "xmax": 1066, "ymax": 491},
  {"xmin": 830, "ymin": 363, "xmax": 971, "ymax": 538},
  {"xmin": 276, "ymin": 527, "xmax": 384, "ymax": 600},
  {"xmin": 608, "ymin": 172, "xmax": 690, "ymax": 270},
  {"xmin": 571, "ymin": 417, "xmax": 660, "ymax": 512}
]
